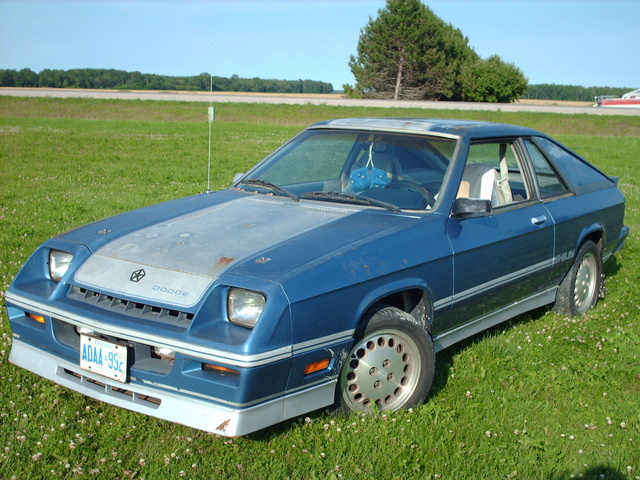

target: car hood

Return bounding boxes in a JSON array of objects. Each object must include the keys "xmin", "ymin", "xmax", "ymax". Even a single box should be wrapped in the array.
[{"xmin": 72, "ymin": 194, "xmax": 420, "ymax": 309}]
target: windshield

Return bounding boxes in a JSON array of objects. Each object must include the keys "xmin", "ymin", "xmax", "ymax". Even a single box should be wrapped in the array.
[{"xmin": 236, "ymin": 129, "xmax": 456, "ymax": 211}]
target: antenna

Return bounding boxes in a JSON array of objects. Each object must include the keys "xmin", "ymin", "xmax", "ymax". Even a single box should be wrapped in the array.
[{"xmin": 207, "ymin": 42, "xmax": 215, "ymax": 193}]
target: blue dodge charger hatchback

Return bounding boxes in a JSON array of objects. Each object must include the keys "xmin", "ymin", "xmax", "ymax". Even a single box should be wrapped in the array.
[{"xmin": 7, "ymin": 118, "xmax": 628, "ymax": 436}]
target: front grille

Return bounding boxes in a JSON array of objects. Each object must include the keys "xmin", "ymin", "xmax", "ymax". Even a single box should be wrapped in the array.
[{"xmin": 67, "ymin": 285, "xmax": 194, "ymax": 328}]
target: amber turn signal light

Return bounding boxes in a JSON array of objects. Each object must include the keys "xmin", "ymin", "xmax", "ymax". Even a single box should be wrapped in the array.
[
  {"xmin": 304, "ymin": 358, "xmax": 330, "ymax": 375},
  {"xmin": 202, "ymin": 364, "xmax": 239, "ymax": 377},
  {"xmin": 27, "ymin": 313, "xmax": 45, "ymax": 324}
]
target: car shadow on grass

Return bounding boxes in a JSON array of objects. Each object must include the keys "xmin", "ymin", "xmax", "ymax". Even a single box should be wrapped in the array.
[
  {"xmin": 549, "ymin": 465, "xmax": 627, "ymax": 480},
  {"xmin": 430, "ymin": 253, "xmax": 625, "ymax": 399},
  {"xmin": 427, "ymin": 305, "xmax": 551, "ymax": 400},
  {"xmin": 604, "ymin": 255, "xmax": 622, "ymax": 277}
]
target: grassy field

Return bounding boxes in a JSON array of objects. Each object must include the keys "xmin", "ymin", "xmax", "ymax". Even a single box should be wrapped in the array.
[{"xmin": 1, "ymin": 96, "xmax": 639, "ymax": 480}]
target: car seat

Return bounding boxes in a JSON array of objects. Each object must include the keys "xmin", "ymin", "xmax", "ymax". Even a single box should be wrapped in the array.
[{"xmin": 457, "ymin": 163, "xmax": 506, "ymax": 206}]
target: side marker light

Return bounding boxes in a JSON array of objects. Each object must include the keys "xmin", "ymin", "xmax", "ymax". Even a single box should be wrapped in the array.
[{"xmin": 304, "ymin": 358, "xmax": 330, "ymax": 376}]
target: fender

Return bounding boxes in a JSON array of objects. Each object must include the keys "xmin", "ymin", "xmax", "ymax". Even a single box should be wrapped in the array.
[
  {"xmin": 351, "ymin": 277, "xmax": 438, "ymax": 332},
  {"xmin": 575, "ymin": 222, "xmax": 605, "ymax": 254}
]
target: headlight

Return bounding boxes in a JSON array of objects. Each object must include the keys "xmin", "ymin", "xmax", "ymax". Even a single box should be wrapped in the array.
[
  {"xmin": 227, "ymin": 288, "xmax": 266, "ymax": 329},
  {"xmin": 49, "ymin": 250, "xmax": 73, "ymax": 282}
]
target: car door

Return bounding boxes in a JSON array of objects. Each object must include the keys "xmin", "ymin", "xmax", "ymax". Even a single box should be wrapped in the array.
[{"xmin": 443, "ymin": 139, "xmax": 556, "ymax": 331}]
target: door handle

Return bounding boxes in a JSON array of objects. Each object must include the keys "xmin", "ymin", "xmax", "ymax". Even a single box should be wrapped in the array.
[{"xmin": 531, "ymin": 215, "xmax": 548, "ymax": 225}]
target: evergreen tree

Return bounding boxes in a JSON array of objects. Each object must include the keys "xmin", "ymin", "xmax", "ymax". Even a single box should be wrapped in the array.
[
  {"xmin": 346, "ymin": 0, "xmax": 527, "ymax": 102},
  {"xmin": 346, "ymin": 0, "xmax": 477, "ymax": 100}
]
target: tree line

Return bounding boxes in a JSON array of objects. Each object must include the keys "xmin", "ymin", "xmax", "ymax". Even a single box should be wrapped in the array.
[
  {"xmin": 0, "ymin": 68, "xmax": 334, "ymax": 94},
  {"xmin": 523, "ymin": 84, "xmax": 634, "ymax": 102},
  {"xmin": 1, "ymin": 67, "xmax": 632, "ymax": 103}
]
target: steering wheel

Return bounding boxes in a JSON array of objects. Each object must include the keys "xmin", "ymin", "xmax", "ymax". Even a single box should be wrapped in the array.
[{"xmin": 385, "ymin": 180, "xmax": 436, "ymax": 207}]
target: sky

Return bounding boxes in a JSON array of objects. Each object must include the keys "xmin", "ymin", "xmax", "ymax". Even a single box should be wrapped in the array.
[{"xmin": 0, "ymin": 0, "xmax": 638, "ymax": 90}]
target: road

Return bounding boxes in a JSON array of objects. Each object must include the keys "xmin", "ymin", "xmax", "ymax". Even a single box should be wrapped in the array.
[{"xmin": 2, "ymin": 87, "xmax": 639, "ymax": 116}]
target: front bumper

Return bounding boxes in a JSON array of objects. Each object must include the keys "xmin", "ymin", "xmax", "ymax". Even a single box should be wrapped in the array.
[
  {"xmin": 9, "ymin": 337, "xmax": 336, "ymax": 436},
  {"xmin": 6, "ymin": 288, "xmax": 350, "ymax": 436}
]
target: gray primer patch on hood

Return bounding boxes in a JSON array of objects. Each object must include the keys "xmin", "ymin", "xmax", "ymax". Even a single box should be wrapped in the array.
[{"xmin": 74, "ymin": 196, "xmax": 352, "ymax": 307}]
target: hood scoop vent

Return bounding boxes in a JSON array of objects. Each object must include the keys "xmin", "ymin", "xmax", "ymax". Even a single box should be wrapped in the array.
[{"xmin": 68, "ymin": 285, "xmax": 194, "ymax": 328}]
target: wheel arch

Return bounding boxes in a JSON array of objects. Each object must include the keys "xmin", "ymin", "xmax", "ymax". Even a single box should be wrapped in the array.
[
  {"xmin": 353, "ymin": 280, "xmax": 434, "ymax": 334},
  {"xmin": 556, "ymin": 226, "xmax": 605, "ymax": 289},
  {"xmin": 576, "ymin": 224, "xmax": 605, "ymax": 255}
]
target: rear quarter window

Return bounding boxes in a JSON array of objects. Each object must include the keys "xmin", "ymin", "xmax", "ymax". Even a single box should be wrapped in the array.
[
  {"xmin": 534, "ymin": 137, "xmax": 613, "ymax": 191},
  {"xmin": 523, "ymin": 140, "xmax": 569, "ymax": 198}
]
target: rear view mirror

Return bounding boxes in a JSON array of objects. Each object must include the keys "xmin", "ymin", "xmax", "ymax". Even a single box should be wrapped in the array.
[{"xmin": 452, "ymin": 198, "xmax": 492, "ymax": 218}]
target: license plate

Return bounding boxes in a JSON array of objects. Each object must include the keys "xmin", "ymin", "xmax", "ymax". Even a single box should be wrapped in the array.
[{"xmin": 80, "ymin": 335, "xmax": 128, "ymax": 383}]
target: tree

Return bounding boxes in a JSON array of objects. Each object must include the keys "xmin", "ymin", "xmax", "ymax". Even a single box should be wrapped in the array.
[
  {"xmin": 38, "ymin": 69, "xmax": 66, "ymax": 88},
  {"xmin": 346, "ymin": 0, "xmax": 477, "ymax": 100},
  {"xmin": 346, "ymin": 0, "xmax": 527, "ymax": 102},
  {"xmin": 460, "ymin": 55, "xmax": 528, "ymax": 103},
  {"xmin": 15, "ymin": 68, "xmax": 39, "ymax": 87},
  {"xmin": 436, "ymin": 22, "xmax": 479, "ymax": 100},
  {"xmin": 0, "ymin": 69, "xmax": 15, "ymax": 86}
]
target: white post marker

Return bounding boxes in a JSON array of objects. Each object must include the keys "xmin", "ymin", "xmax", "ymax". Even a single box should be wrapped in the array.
[
  {"xmin": 207, "ymin": 105, "xmax": 215, "ymax": 193},
  {"xmin": 207, "ymin": 43, "xmax": 215, "ymax": 193}
]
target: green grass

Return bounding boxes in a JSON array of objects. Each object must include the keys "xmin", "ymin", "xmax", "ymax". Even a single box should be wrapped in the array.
[{"xmin": 1, "ymin": 97, "xmax": 639, "ymax": 480}]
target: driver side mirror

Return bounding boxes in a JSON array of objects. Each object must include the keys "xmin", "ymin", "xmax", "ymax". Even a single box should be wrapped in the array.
[{"xmin": 452, "ymin": 198, "xmax": 493, "ymax": 218}]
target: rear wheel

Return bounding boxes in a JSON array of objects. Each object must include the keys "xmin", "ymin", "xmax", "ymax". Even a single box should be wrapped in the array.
[
  {"xmin": 337, "ymin": 305, "xmax": 435, "ymax": 413},
  {"xmin": 553, "ymin": 240, "xmax": 604, "ymax": 315}
]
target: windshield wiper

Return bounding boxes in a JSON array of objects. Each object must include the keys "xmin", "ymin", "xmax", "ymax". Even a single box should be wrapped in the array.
[
  {"xmin": 300, "ymin": 191, "xmax": 401, "ymax": 214},
  {"xmin": 237, "ymin": 179, "xmax": 300, "ymax": 202}
]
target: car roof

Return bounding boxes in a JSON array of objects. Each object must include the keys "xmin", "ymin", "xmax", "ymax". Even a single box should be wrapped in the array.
[{"xmin": 309, "ymin": 118, "xmax": 545, "ymax": 140}]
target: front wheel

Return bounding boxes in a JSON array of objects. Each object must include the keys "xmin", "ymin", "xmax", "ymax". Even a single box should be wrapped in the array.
[
  {"xmin": 337, "ymin": 305, "xmax": 435, "ymax": 413},
  {"xmin": 553, "ymin": 240, "xmax": 604, "ymax": 316}
]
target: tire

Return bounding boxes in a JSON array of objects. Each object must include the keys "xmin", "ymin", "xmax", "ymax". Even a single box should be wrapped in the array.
[
  {"xmin": 337, "ymin": 304, "xmax": 435, "ymax": 413},
  {"xmin": 553, "ymin": 240, "xmax": 604, "ymax": 316}
]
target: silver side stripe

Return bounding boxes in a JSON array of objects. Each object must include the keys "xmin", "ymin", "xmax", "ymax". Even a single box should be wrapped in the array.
[
  {"xmin": 292, "ymin": 331, "xmax": 355, "ymax": 355},
  {"xmin": 434, "ymin": 253, "xmax": 567, "ymax": 311},
  {"xmin": 452, "ymin": 257, "xmax": 555, "ymax": 304}
]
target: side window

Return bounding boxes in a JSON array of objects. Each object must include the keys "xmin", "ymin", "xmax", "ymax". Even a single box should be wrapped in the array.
[
  {"xmin": 534, "ymin": 137, "xmax": 611, "ymax": 189},
  {"xmin": 458, "ymin": 142, "xmax": 530, "ymax": 207},
  {"xmin": 524, "ymin": 140, "xmax": 569, "ymax": 198}
]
